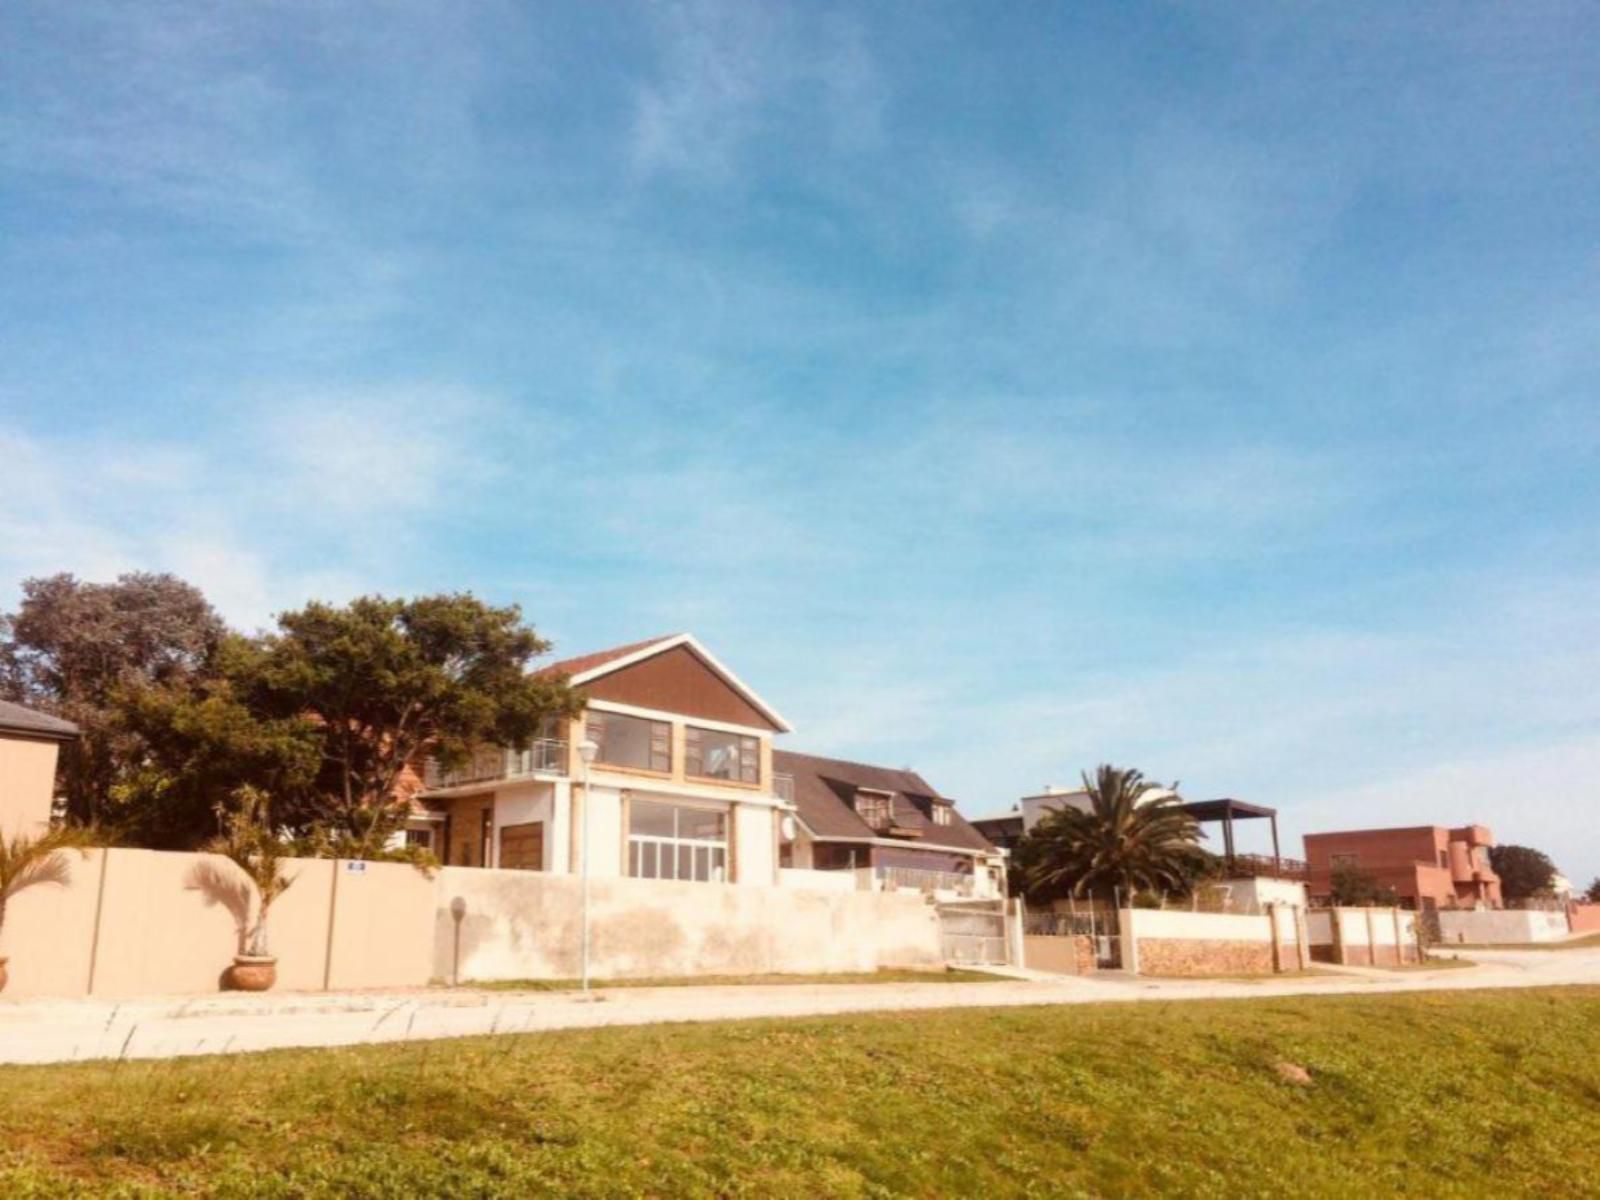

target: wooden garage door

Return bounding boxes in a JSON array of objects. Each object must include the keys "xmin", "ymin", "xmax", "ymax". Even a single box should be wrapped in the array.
[{"xmin": 498, "ymin": 821, "xmax": 545, "ymax": 871}]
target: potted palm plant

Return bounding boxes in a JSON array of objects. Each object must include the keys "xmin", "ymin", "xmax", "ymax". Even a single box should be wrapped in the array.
[
  {"xmin": 0, "ymin": 826, "xmax": 88, "ymax": 992},
  {"xmin": 207, "ymin": 786, "xmax": 296, "ymax": 991}
]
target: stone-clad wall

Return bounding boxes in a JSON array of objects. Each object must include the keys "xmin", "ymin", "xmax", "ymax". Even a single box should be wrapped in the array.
[{"xmin": 1137, "ymin": 938, "xmax": 1274, "ymax": 977}]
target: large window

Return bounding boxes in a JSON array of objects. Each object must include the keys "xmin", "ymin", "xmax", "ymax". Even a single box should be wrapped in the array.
[
  {"xmin": 587, "ymin": 710, "xmax": 670, "ymax": 772},
  {"xmin": 686, "ymin": 725, "xmax": 759, "ymax": 783},
  {"xmin": 628, "ymin": 799, "xmax": 728, "ymax": 883}
]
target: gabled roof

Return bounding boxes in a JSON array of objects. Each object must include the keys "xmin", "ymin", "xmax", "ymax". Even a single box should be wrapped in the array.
[
  {"xmin": 0, "ymin": 698, "xmax": 79, "ymax": 741},
  {"xmin": 537, "ymin": 633, "xmax": 791, "ymax": 732},
  {"xmin": 537, "ymin": 634, "xmax": 680, "ymax": 682},
  {"xmin": 774, "ymin": 749, "xmax": 995, "ymax": 854}
]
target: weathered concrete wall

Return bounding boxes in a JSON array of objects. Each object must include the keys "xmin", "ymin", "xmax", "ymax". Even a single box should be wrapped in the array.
[
  {"xmin": 1132, "ymin": 908, "xmax": 1273, "ymax": 941},
  {"xmin": 0, "ymin": 848, "xmax": 435, "ymax": 999},
  {"xmin": 1436, "ymin": 908, "xmax": 1569, "ymax": 945},
  {"xmin": 0, "ymin": 734, "xmax": 60, "ymax": 839},
  {"xmin": 433, "ymin": 867, "xmax": 945, "ymax": 983},
  {"xmin": 1023, "ymin": 934, "xmax": 1094, "ymax": 975},
  {"xmin": 778, "ymin": 867, "xmax": 858, "ymax": 892},
  {"xmin": 1221, "ymin": 877, "xmax": 1309, "ymax": 911},
  {"xmin": 3, "ymin": 847, "xmax": 944, "ymax": 999},
  {"xmin": 1306, "ymin": 906, "xmax": 1419, "ymax": 964}
]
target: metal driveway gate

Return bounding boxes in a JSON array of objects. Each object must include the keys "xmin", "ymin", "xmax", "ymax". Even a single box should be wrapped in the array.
[{"xmin": 938, "ymin": 901, "xmax": 1009, "ymax": 965}]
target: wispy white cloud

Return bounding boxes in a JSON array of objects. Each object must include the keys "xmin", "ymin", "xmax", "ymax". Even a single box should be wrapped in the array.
[
  {"xmin": 0, "ymin": 381, "xmax": 521, "ymax": 627},
  {"xmin": 630, "ymin": 1, "xmax": 885, "ymax": 180}
]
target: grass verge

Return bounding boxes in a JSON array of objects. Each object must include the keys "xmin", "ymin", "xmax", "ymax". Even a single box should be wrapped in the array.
[
  {"xmin": 1, "ymin": 988, "xmax": 1596, "ymax": 1197},
  {"xmin": 462, "ymin": 967, "xmax": 1006, "ymax": 991},
  {"xmin": 1444, "ymin": 931, "xmax": 1600, "ymax": 951}
]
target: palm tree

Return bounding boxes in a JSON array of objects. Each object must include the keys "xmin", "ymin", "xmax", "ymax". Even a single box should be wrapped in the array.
[
  {"xmin": 1022, "ymin": 765, "xmax": 1204, "ymax": 904},
  {"xmin": 0, "ymin": 826, "xmax": 88, "ymax": 938},
  {"xmin": 206, "ymin": 786, "xmax": 296, "ymax": 958}
]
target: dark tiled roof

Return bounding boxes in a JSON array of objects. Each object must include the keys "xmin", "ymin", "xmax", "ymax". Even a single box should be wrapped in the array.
[
  {"xmin": 971, "ymin": 814, "xmax": 1024, "ymax": 839},
  {"xmin": 773, "ymin": 749, "xmax": 995, "ymax": 854},
  {"xmin": 0, "ymin": 698, "xmax": 79, "ymax": 740},
  {"xmin": 534, "ymin": 634, "xmax": 682, "ymax": 680}
]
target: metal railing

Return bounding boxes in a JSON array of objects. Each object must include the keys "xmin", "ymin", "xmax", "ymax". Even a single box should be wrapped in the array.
[
  {"xmin": 877, "ymin": 866, "xmax": 975, "ymax": 897},
  {"xmin": 424, "ymin": 739, "xmax": 568, "ymax": 789},
  {"xmin": 1228, "ymin": 853, "xmax": 1309, "ymax": 880},
  {"xmin": 773, "ymin": 772, "xmax": 795, "ymax": 803}
]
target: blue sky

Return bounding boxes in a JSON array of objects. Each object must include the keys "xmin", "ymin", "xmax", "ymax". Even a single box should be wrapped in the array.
[{"xmin": 3, "ymin": 3, "xmax": 1598, "ymax": 880}]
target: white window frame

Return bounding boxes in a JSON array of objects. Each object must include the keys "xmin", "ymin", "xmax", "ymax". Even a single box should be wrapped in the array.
[{"xmin": 627, "ymin": 800, "xmax": 729, "ymax": 883}]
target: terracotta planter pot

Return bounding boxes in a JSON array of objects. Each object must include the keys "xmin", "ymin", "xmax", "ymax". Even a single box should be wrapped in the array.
[
  {"xmin": 0, "ymin": 955, "xmax": 8, "ymax": 993},
  {"xmin": 229, "ymin": 955, "xmax": 278, "ymax": 992}
]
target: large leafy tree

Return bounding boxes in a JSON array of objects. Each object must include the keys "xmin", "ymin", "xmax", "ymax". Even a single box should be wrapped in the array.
[
  {"xmin": 233, "ymin": 594, "xmax": 579, "ymax": 855},
  {"xmin": 1021, "ymin": 765, "xmax": 1205, "ymax": 904},
  {"xmin": 108, "ymin": 640, "xmax": 322, "ymax": 850},
  {"xmin": 1329, "ymin": 864, "xmax": 1399, "ymax": 907},
  {"xmin": 1585, "ymin": 878, "xmax": 1600, "ymax": 904},
  {"xmin": 1488, "ymin": 844, "xmax": 1556, "ymax": 903},
  {"xmin": 0, "ymin": 573, "xmax": 226, "ymax": 823}
]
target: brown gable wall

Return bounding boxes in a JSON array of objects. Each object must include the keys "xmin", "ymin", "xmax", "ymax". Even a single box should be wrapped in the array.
[{"xmin": 581, "ymin": 645, "xmax": 780, "ymax": 731}]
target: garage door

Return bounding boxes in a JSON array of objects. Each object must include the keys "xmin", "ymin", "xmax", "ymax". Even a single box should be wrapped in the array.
[{"xmin": 498, "ymin": 821, "xmax": 545, "ymax": 871}]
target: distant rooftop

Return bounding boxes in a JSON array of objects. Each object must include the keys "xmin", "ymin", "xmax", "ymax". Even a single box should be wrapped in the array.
[{"xmin": 0, "ymin": 699, "xmax": 79, "ymax": 741}]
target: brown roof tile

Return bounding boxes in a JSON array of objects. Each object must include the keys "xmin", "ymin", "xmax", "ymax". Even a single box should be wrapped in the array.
[{"xmin": 773, "ymin": 749, "xmax": 995, "ymax": 854}]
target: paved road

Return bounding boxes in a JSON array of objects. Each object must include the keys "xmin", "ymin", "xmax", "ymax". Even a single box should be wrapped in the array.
[{"xmin": 1, "ymin": 947, "xmax": 1595, "ymax": 1065}]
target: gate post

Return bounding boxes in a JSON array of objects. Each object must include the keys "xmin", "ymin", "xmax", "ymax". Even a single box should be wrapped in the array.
[{"xmin": 1118, "ymin": 907, "xmax": 1139, "ymax": 975}]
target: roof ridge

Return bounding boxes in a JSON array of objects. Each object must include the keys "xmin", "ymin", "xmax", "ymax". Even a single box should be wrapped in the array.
[
  {"xmin": 536, "ymin": 632, "xmax": 684, "ymax": 677},
  {"xmin": 775, "ymin": 747, "xmax": 940, "ymax": 791}
]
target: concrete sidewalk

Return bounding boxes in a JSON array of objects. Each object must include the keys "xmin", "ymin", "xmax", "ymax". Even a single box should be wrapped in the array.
[{"xmin": 2, "ymin": 947, "xmax": 1596, "ymax": 1066}]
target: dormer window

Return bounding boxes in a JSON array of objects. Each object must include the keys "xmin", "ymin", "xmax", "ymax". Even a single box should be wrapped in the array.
[
  {"xmin": 932, "ymin": 804, "xmax": 952, "ymax": 826},
  {"xmin": 854, "ymin": 788, "xmax": 894, "ymax": 830}
]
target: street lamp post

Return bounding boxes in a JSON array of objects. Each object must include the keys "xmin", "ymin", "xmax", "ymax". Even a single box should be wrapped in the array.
[{"xmin": 578, "ymin": 737, "xmax": 599, "ymax": 993}]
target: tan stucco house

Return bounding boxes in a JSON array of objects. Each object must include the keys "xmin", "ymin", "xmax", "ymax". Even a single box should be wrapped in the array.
[
  {"xmin": 407, "ymin": 633, "xmax": 1003, "ymax": 899},
  {"xmin": 0, "ymin": 699, "xmax": 78, "ymax": 839}
]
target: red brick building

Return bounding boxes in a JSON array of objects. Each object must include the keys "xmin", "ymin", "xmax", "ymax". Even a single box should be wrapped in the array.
[{"xmin": 1303, "ymin": 824, "xmax": 1502, "ymax": 910}]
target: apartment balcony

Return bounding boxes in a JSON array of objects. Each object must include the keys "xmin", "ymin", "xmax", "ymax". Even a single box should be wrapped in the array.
[
  {"xmin": 774, "ymin": 772, "xmax": 795, "ymax": 803},
  {"xmin": 423, "ymin": 739, "xmax": 568, "ymax": 791}
]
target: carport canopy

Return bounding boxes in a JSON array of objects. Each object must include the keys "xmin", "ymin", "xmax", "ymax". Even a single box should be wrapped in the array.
[{"xmin": 1175, "ymin": 798, "xmax": 1283, "ymax": 875}]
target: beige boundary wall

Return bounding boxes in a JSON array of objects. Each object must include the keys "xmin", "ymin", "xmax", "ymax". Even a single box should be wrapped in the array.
[
  {"xmin": 1123, "ymin": 907, "xmax": 1307, "ymax": 977},
  {"xmin": 1, "ymin": 849, "xmax": 947, "ymax": 999},
  {"xmin": 0, "ymin": 848, "xmax": 436, "ymax": 999},
  {"xmin": 1570, "ymin": 904, "xmax": 1600, "ymax": 935},
  {"xmin": 433, "ymin": 867, "xmax": 946, "ymax": 983},
  {"xmin": 1435, "ymin": 908, "xmax": 1568, "ymax": 945},
  {"xmin": 1306, "ymin": 906, "xmax": 1419, "ymax": 965},
  {"xmin": 1022, "ymin": 934, "xmax": 1095, "ymax": 975}
]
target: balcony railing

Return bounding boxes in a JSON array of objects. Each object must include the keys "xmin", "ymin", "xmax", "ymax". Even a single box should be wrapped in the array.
[
  {"xmin": 423, "ymin": 739, "xmax": 568, "ymax": 790},
  {"xmin": 877, "ymin": 866, "xmax": 975, "ymax": 897},
  {"xmin": 774, "ymin": 772, "xmax": 795, "ymax": 803},
  {"xmin": 1229, "ymin": 853, "xmax": 1308, "ymax": 880}
]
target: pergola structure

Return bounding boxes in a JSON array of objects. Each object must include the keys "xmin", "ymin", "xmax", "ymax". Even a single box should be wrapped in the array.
[{"xmin": 1176, "ymin": 798, "xmax": 1302, "ymax": 878}]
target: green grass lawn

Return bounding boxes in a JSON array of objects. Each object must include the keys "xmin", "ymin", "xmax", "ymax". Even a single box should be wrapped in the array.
[
  {"xmin": 3, "ymin": 988, "xmax": 1598, "ymax": 1197},
  {"xmin": 466, "ymin": 967, "xmax": 1006, "ymax": 991}
]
